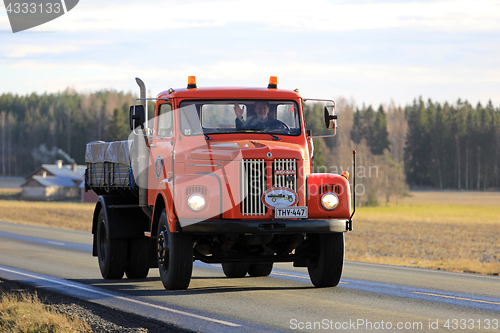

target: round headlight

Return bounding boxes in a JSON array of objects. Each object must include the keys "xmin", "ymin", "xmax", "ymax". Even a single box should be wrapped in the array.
[
  {"xmin": 321, "ymin": 192, "xmax": 339, "ymax": 211},
  {"xmin": 187, "ymin": 193, "xmax": 206, "ymax": 212}
]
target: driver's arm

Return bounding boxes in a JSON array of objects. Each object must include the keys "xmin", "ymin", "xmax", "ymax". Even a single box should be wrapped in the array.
[{"xmin": 234, "ymin": 103, "xmax": 244, "ymax": 129}]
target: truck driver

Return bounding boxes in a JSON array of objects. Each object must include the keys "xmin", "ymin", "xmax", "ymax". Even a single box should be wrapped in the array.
[{"xmin": 234, "ymin": 101, "xmax": 288, "ymax": 130}]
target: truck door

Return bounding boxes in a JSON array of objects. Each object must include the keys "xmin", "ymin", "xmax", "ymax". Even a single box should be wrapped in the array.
[{"xmin": 149, "ymin": 103, "xmax": 174, "ymax": 202}]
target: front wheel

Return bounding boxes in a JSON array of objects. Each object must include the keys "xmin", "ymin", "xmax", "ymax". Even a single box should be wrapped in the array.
[
  {"xmin": 222, "ymin": 263, "xmax": 248, "ymax": 278},
  {"xmin": 306, "ymin": 233, "xmax": 344, "ymax": 288},
  {"xmin": 248, "ymin": 263, "xmax": 273, "ymax": 277},
  {"xmin": 96, "ymin": 209, "xmax": 127, "ymax": 279},
  {"xmin": 157, "ymin": 210, "xmax": 193, "ymax": 290}
]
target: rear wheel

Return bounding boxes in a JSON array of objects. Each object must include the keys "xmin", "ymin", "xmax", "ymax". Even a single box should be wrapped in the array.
[
  {"xmin": 248, "ymin": 263, "xmax": 273, "ymax": 277},
  {"xmin": 96, "ymin": 209, "xmax": 127, "ymax": 279},
  {"xmin": 307, "ymin": 233, "xmax": 344, "ymax": 288},
  {"xmin": 157, "ymin": 210, "xmax": 193, "ymax": 290},
  {"xmin": 222, "ymin": 263, "xmax": 248, "ymax": 278},
  {"xmin": 125, "ymin": 238, "xmax": 150, "ymax": 279}
]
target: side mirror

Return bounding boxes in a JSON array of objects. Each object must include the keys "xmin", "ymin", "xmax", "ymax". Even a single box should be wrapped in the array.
[
  {"xmin": 324, "ymin": 106, "xmax": 337, "ymax": 130},
  {"xmin": 130, "ymin": 105, "xmax": 145, "ymax": 130}
]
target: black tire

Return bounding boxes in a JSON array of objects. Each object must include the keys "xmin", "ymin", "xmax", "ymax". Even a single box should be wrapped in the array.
[
  {"xmin": 96, "ymin": 209, "xmax": 127, "ymax": 279},
  {"xmin": 248, "ymin": 263, "xmax": 273, "ymax": 277},
  {"xmin": 125, "ymin": 238, "xmax": 150, "ymax": 279},
  {"xmin": 307, "ymin": 233, "xmax": 344, "ymax": 288},
  {"xmin": 157, "ymin": 210, "xmax": 193, "ymax": 290},
  {"xmin": 222, "ymin": 263, "xmax": 248, "ymax": 278}
]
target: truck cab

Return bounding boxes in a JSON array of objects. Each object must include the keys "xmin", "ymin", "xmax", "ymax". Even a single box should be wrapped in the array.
[{"xmin": 85, "ymin": 76, "xmax": 353, "ymax": 290}]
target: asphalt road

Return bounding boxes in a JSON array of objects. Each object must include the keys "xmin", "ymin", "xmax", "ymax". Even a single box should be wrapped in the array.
[{"xmin": 0, "ymin": 221, "xmax": 499, "ymax": 332}]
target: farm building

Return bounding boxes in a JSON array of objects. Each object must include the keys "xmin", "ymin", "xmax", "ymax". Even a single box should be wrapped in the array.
[{"xmin": 21, "ymin": 160, "xmax": 86, "ymax": 201}]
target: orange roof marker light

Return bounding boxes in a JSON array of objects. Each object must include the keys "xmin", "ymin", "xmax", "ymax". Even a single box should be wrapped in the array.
[
  {"xmin": 187, "ymin": 76, "xmax": 197, "ymax": 89},
  {"xmin": 268, "ymin": 76, "xmax": 278, "ymax": 89},
  {"xmin": 341, "ymin": 171, "xmax": 349, "ymax": 180}
]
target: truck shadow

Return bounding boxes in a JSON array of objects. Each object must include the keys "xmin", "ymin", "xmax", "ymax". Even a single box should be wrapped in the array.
[{"xmin": 70, "ymin": 276, "xmax": 318, "ymax": 297}]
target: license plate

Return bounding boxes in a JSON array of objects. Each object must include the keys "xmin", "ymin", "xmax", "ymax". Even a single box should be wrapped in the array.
[{"xmin": 275, "ymin": 207, "xmax": 308, "ymax": 219}]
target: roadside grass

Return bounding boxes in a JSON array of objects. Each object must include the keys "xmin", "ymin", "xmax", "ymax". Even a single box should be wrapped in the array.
[
  {"xmin": 0, "ymin": 191, "xmax": 498, "ymax": 275},
  {"xmin": 0, "ymin": 285, "xmax": 91, "ymax": 333}
]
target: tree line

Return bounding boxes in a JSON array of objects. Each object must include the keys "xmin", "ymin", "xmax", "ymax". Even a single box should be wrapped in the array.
[
  {"xmin": 0, "ymin": 90, "xmax": 498, "ymax": 203},
  {"xmin": 0, "ymin": 89, "xmax": 134, "ymax": 176},
  {"xmin": 305, "ymin": 100, "xmax": 407, "ymax": 206},
  {"xmin": 306, "ymin": 97, "xmax": 499, "ymax": 206},
  {"xmin": 404, "ymin": 98, "xmax": 500, "ymax": 190}
]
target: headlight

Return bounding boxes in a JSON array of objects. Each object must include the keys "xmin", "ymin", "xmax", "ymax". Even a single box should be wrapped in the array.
[
  {"xmin": 321, "ymin": 192, "xmax": 339, "ymax": 210},
  {"xmin": 187, "ymin": 193, "xmax": 206, "ymax": 212}
]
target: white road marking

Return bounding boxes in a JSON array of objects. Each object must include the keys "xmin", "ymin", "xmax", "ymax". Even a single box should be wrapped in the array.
[
  {"xmin": 0, "ymin": 266, "xmax": 241, "ymax": 327},
  {"xmin": 47, "ymin": 241, "xmax": 65, "ymax": 246}
]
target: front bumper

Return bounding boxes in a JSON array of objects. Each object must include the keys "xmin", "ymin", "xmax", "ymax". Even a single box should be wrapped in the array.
[{"xmin": 180, "ymin": 219, "xmax": 351, "ymax": 234}]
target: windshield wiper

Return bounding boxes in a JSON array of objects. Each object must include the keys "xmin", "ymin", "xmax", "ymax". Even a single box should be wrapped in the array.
[{"xmin": 236, "ymin": 129, "xmax": 281, "ymax": 141}]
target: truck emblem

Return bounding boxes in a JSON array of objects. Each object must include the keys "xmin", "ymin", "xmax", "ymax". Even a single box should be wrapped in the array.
[
  {"xmin": 275, "ymin": 170, "xmax": 296, "ymax": 176},
  {"xmin": 267, "ymin": 152, "xmax": 272, "ymax": 158},
  {"xmin": 155, "ymin": 156, "xmax": 164, "ymax": 180},
  {"xmin": 261, "ymin": 187, "xmax": 298, "ymax": 209}
]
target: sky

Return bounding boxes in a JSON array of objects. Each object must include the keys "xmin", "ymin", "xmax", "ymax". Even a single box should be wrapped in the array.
[{"xmin": 1, "ymin": 0, "xmax": 499, "ymax": 108}]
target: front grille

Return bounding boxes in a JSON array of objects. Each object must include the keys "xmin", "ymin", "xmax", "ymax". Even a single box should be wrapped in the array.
[
  {"xmin": 241, "ymin": 158, "xmax": 298, "ymax": 216},
  {"xmin": 273, "ymin": 159, "xmax": 297, "ymax": 190},
  {"xmin": 241, "ymin": 159, "xmax": 266, "ymax": 216}
]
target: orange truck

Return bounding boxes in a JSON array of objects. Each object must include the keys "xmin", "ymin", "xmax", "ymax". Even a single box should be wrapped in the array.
[{"xmin": 85, "ymin": 76, "xmax": 354, "ymax": 290}]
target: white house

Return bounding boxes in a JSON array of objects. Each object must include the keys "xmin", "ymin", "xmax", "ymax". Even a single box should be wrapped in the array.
[{"xmin": 21, "ymin": 160, "xmax": 86, "ymax": 201}]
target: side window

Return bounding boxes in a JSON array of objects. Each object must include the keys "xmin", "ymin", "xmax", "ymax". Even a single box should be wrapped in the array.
[
  {"xmin": 158, "ymin": 103, "xmax": 173, "ymax": 137},
  {"xmin": 276, "ymin": 103, "xmax": 298, "ymax": 128}
]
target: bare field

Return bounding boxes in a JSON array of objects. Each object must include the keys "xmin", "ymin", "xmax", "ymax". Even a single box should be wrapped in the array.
[
  {"xmin": 346, "ymin": 220, "xmax": 499, "ymax": 275},
  {"xmin": 0, "ymin": 200, "xmax": 94, "ymax": 232},
  {"xmin": 347, "ymin": 191, "xmax": 500, "ymax": 275},
  {"xmin": 0, "ymin": 191, "xmax": 498, "ymax": 275}
]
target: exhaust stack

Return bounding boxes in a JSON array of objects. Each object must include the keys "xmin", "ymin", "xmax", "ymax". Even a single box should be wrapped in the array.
[{"xmin": 135, "ymin": 77, "xmax": 152, "ymax": 218}]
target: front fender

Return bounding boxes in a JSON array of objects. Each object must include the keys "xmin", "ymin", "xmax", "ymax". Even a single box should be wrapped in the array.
[
  {"xmin": 168, "ymin": 174, "xmax": 222, "ymax": 228},
  {"xmin": 306, "ymin": 173, "xmax": 351, "ymax": 219}
]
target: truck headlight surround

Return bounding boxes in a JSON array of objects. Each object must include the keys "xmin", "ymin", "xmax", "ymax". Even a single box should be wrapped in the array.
[
  {"xmin": 187, "ymin": 193, "xmax": 206, "ymax": 212},
  {"xmin": 321, "ymin": 192, "xmax": 339, "ymax": 211}
]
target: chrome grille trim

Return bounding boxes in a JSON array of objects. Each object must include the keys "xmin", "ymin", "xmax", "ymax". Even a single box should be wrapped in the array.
[
  {"xmin": 241, "ymin": 159, "xmax": 266, "ymax": 216},
  {"xmin": 273, "ymin": 159, "xmax": 297, "ymax": 192}
]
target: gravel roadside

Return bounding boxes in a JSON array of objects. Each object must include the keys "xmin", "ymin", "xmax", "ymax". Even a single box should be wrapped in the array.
[{"xmin": 0, "ymin": 278, "xmax": 193, "ymax": 333}]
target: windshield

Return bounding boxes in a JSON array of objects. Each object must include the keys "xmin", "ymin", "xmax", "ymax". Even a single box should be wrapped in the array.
[{"xmin": 179, "ymin": 100, "xmax": 301, "ymax": 136}]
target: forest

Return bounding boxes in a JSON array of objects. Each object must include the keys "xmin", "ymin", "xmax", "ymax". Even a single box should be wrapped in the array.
[{"xmin": 0, "ymin": 90, "xmax": 498, "ymax": 205}]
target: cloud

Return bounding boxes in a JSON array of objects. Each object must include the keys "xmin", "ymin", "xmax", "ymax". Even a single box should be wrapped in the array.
[
  {"xmin": 1, "ymin": 0, "xmax": 498, "ymax": 108},
  {"xmin": 3, "ymin": 55, "xmax": 496, "ymax": 105},
  {"xmin": 5, "ymin": 44, "xmax": 84, "ymax": 58},
  {"xmin": 30, "ymin": 0, "xmax": 500, "ymax": 33}
]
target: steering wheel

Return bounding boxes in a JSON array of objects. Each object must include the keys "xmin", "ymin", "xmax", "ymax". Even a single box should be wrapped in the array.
[{"xmin": 266, "ymin": 119, "xmax": 290, "ymax": 131}]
